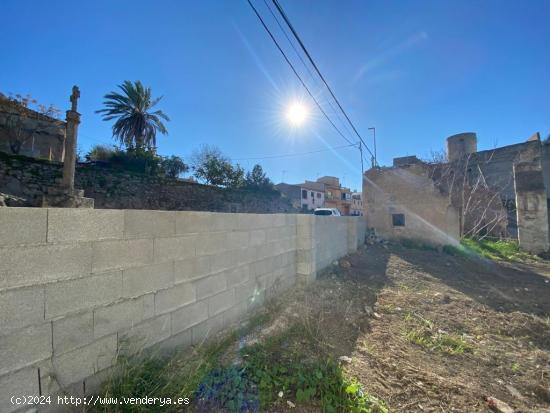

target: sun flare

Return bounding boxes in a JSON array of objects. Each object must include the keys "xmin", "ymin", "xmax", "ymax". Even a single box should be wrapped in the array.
[{"xmin": 286, "ymin": 102, "xmax": 309, "ymax": 126}]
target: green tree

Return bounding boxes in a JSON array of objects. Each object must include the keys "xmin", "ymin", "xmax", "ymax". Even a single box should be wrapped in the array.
[
  {"xmin": 191, "ymin": 145, "xmax": 242, "ymax": 187},
  {"xmin": 245, "ymin": 164, "xmax": 274, "ymax": 190},
  {"xmin": 161, "ymin": 155, "xmax": 189, "ymax": 179},
  {"xmin": 96, "ymin": 80, "xmax": 169, "ymax": 150}
]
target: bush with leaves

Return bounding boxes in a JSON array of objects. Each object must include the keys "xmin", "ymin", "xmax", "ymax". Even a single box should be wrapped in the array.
[
  {"xmin": 160, "ymin": 155, "xmax": 189, "ymax": 179},
  {"xmin": 245, "ymin": 164, "xmax": 275, "ymax": 191}
]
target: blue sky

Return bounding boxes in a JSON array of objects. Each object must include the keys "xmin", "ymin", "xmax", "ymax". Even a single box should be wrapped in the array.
[{"xmin": 1, "ymin": 0, "xmax": 549, "ymax": 191}]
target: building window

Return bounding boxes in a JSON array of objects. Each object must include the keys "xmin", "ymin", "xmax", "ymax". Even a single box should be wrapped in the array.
[
  {"xmin": 302, "ymin": 190, "xmax": 307, "ymax": 199},
  {"xmin": 310, "ymin": 191, "xmax": 314, "ymax": 198},
  {"xmin": 392, "ymin": 213, "xmax": 405, "ymax": 227},
  {"xmin": 316, "ymin": 193, "xmax": 321, "ymax": 198}
]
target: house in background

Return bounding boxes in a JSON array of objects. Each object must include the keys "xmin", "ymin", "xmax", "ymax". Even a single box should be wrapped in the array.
[
  {"xmin": 299, "ymin": 181, "xmax": 325, "ymax": 211},
  {"xmin": 275, "ymin": 181, "xmax": 325, "ymax": 211},
  {"xmin": 351, "ymin": 192, "xmax": 363, "ymax": 216},
  {"xmin": 0, "ymin": 95, "xmax": 66, "ymax": 161},
  {"xmin": 317, "ymin": 176, "xmax": 352, "ymax": 215}
]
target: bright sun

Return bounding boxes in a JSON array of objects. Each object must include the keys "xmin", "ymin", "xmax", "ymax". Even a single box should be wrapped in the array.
[{"xmin": 286, "ymin": 102, "xmax": 308, "ymax": 126}]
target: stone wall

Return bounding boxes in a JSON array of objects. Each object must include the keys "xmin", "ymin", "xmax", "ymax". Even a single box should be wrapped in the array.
[
  {"xmin": 0, "ymin": 98, "xmax": 66, "ymax": 162},
  {"xmin": 0, "ymin": 152, "xmax": 295, "ymax": 213},
  {"xmin": 0, "ymin": 208, "xmax": 366, "ymax": 412},
  {"xmin": 513, "ymin": 161, "xmax": 549, "ymax": 253},
  {"xmin": 364, "ymin": 165, "xmax": 460, "ymax": 246}
]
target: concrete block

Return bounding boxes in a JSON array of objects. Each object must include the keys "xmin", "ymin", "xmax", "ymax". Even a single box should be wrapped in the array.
[
  {"xmin": 0, "ymin": 367, "xmax": 39, "ymax": 413},
  {"xmin": 191, "ymin": 312, "xmax": 225, "ymax": 345},
  {"xmin": 226, "ymin": 231, "xmax": 249, "ymax": 248},
  {"xmin": 45, "ymin": 271, "xmax": 122, "ymax": 319},
  {"xmin": 0, "ymin": 286, "xmax": 44, "ymax": 334},
  {"xmin": 93, "ymin": 294, "xmax": 154, "ymax": 338},
  {"xmin": 194, "ymin": 273, "xmax": 227, "ymax": 300},
  {"xmin": 233, "ymin": 247, "xmax": 258, "ymax": 267},
  {"xmin": 174, "ymin": 256, "xmax": 212, "ymax": 283},
  {"xmin": 226, "ymin": 265, "xmax": 250, "ymax": 288},
  {"xmin": 92, "ymin": 239, "xmax": 153, "ymax": 272},
  {"xmin": 249, "ymin": 229, "xmax": 266, "ymax": 246},
  {"xmin": 52, "ymin": 311, "xmax": 94, "ymax": 356},
  {"xmin": 253, "ymin": 256, "xmax": 276, "ymax": 277},
  {"xmin": 0, "ymin": 242, "xmax": 93, "ymax": 289},
  {"xmin": 124, "ymin": 210, "xmax": 175, "ymax": 239},
  {"xmin": 222, "ymin": 302, "xmax": 247, "ymax": 326},
  {"xmin": 52, "ymin": 334, "xmax": 117, "ymax": 386},
  {"xmin": 234, "ymin": 279, "xmax": 259, "ymax": 304},
  {"xmin": 210, "ymin": 213, "xmax": 241, "ymax": 232},
  {"xmin": 170, "ymin": 300, "xmax": 208, "ymax": 334},
  {"xmin": 155, "ymin": 282, "xmax": 196, "ymax": 314},
  {"xmin": 175, "ymin": 211, "xmax": 214, "ymax": 234},
  {"xmin": 156, "ymin": 329, "xmax": 192, "ymax": 355},
  {"xmin": 208, "ymin": 289, "xmax": 235, "ymax": 316},
  {"xmin": 0, "ymin": 207, "xmax": 47, "ymax": 246},
  {"xmin": 0, "ymin": 323, "xmax": 52, "ymax": 375},
  {"xmin": 195, "ymin": 232, "xmax": 229, "ymax": 256},
  {"xmin": 122, "ymin": 261, "xmax": 174, "ymax": 298},
  {"xmin": 47, "ymin": 209, "xmax": 123, "ymax": 243},
  {"xmin": 154, "ymin": 235, "xmax": 196, "ymax": 263},
  {"xmin": 209, "ymin": 250, "xmax": 238, "ymax": 274},
  {"xmin": 120, "ymin": 314, "xmax": 171, "ymax": 355}
]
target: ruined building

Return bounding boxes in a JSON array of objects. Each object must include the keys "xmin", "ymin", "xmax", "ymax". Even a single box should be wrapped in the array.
[
  {"xmin": 364, "ymin": 132, "xmax": 550, "ymax": 253},
  {"xmin": 0, "ymin": 95, "xmax": 66, "ymax": 161}
]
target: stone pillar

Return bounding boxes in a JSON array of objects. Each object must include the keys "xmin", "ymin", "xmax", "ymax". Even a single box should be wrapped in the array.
[
  {"xmin": 62, "ymin": 86, "xmax": 81, "ymax": 191},
  {"xmin": 513, "ymin": 161, "xmax": 548, "ymax": 254}
]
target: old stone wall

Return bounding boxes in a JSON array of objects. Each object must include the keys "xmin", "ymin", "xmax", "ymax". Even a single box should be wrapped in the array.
[
  {"xmin": 0, "ymin": 208, "xmax": 366, "ymax": 412},
  {"xmin": 364, "ymin": 165, "xmax": 460, "ymax": 246},
  {"xmin": 514, "ymin": 162, "xmax": 549, "ymax": 253},
  {"xmin": 0, "ymin": 99, "xmax": 66, "ymax": 162},
  {"xmin": 0, "ymin": 152, "xmax": 295, "ymax": 213}
]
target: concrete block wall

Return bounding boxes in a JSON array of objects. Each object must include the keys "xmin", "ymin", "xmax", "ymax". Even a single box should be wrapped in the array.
[{"xmin": 0, "ymin": 208, "xmax": 366, "ymax": 412}]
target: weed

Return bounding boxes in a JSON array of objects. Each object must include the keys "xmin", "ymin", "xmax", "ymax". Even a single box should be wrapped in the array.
[
  {"xmin": 460, "ymin": 238, "xmax": 538, "ymax": 262},
  {"xmin": 511, "ymin": 362, "xmax": 521, "ymax": 373},
  {"xmin": 241, "ymin": 324, "xmax": 388, "ymax": 412},
  {"xmin": 404, "ymin": 313, "xmax": 473, "ymax": 355}
]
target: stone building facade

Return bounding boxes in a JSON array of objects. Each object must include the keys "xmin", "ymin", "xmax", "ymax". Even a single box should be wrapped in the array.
[
  {"xmin": 364, "ymin": 132, "xmax": 550, "ymax": 252},
  {"xmin": 0, "ymin": 96, "xmax": 66, "ymax": 161}
]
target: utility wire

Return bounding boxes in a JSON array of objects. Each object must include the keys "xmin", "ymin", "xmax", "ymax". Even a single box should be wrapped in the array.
[
  {"xmin": 261, "ymin": 0, "xmax": 356, "ymax": 139},
  {"xmin": 233, "ymin": 142, "xmax": 357, "ymax": 161},
  {"xmin": 246, "ymin": 0, "xmax": 355, "ymax": 146},
  {"xmin": 271, "ymin": 0, "xmax": 375, "ymax": 160}
]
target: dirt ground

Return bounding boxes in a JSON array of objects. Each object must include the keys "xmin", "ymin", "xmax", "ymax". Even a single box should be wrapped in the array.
[{"xmin": 245, "ymin": 243, "xmax": 550, "ymax": 413}]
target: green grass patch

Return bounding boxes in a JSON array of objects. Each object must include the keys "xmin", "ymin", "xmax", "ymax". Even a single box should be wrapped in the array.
[
  {"xmin": 241, "ymin": 324, "xmax": 388, "ymax": 413},
  {"xmin": 92, "ymin": 311, "xmax": 388, "ymax": 413},
  {"xmin": 459, "ymin": 238, "xmax": 538, "ymax": 262},
  {"xmin": 404, "ymin": 313, "xmax": 473, "ymax": 355}
]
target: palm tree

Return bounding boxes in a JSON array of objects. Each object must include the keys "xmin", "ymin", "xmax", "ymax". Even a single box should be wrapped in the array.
[{"xmin": 96, "ymin": 80, "xmax": 169, "ymax": 150}]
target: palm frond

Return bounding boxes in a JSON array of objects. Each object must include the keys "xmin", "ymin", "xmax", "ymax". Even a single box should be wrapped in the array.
[{"xmin": 96, "ymin": 80, "xmax": 169, "ymax": 149}]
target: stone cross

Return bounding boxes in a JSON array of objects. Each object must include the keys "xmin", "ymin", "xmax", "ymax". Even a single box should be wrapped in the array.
[
  {"xmin": 62, "ymin": 85, "xmax": 81, "ymax": 191},
  {"xmin": 70, "ymin": 85, "xmax": 80, "ymax": 112}
]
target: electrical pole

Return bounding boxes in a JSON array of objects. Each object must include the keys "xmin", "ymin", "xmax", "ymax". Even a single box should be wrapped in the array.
[
  {"xmin": 368, "ymin": 127, "xmax": 377, "ymax": 167},
  {"xmin": 359, "ymin": 142, "xmax": 364, "ymax": 174}
]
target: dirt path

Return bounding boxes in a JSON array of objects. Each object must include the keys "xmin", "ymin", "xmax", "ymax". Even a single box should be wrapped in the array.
[{"xmin": 253, "ymin": 243, "xmax": 550, "ymax": 412}]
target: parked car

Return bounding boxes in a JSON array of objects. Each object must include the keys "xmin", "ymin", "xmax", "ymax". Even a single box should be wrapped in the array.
[{"xmin": 314, "ymin": 208, "xmax": 341, "ymax": 216}]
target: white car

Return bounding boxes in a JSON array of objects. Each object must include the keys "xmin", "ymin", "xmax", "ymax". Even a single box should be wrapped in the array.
[{"xmin": 314, "ymin": 208, "xmax": 342, "ymax": 216}]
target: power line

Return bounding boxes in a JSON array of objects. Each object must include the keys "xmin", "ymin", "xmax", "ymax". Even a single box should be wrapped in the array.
[
  {"xmin": 271, "ymin": 0, "xmax": 375, "ymax": 160},
  {"xmin": 246, "ymin": 0, "xmax": 356, "ymax": 146},
  {"xmin": 260, "ymin": 0, "xmax": 356, "ymax": 139},
  {"xmin": 233, "ymin": 142, "xmax": 356, "ymax": 161}
]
